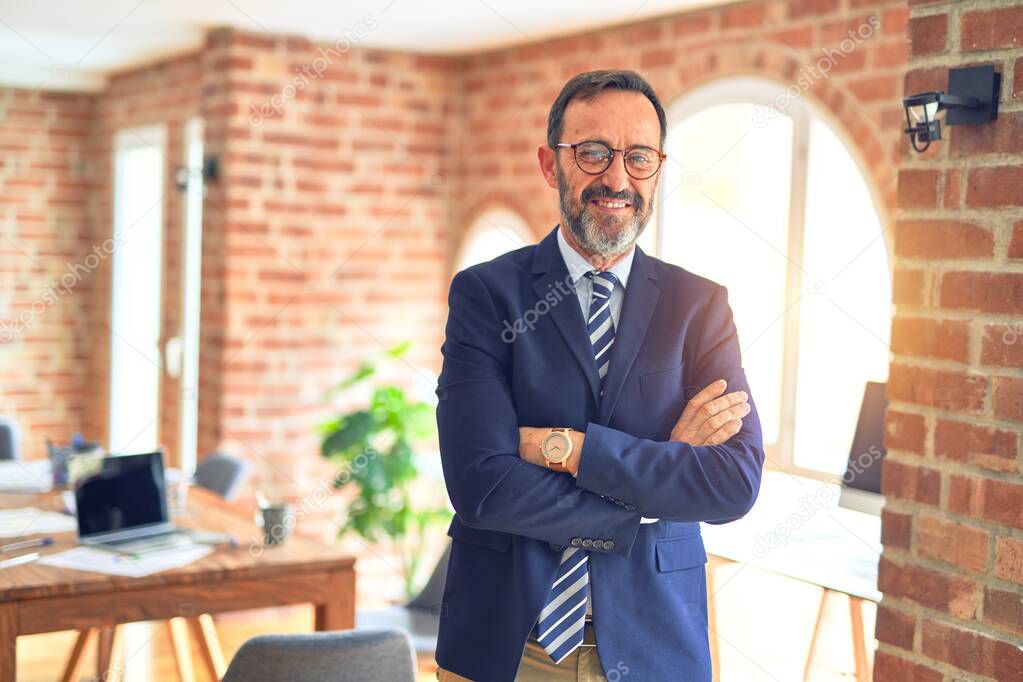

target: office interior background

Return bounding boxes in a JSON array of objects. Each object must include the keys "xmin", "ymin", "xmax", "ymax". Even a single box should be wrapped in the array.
[{"xmin": 1, "ymin": 0, "xmax": 1021, "ymax": 680}]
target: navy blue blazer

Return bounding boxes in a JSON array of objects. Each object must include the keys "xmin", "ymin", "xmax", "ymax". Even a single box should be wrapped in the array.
[{"xmin": 435, "ymin": 226, "xmax": 765, "ymax": 681}]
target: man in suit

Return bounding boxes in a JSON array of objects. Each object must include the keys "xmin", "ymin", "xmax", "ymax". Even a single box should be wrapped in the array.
[{"xmin": 435, "ymin": 70, "xmax": 765, "ymax": 681}]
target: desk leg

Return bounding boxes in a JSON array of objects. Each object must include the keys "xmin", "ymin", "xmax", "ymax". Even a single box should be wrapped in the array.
[
  {"xmin": 61, "ymin": 629, "xmax": 95, "ymax": 682},
  {"xmin": 804, "ymin": 589, "xmax": 832, "ymax": 682},
  {"xmin": 97, "ymin": 625, "xmax": 122, "ymax": 680},
  {"xmin": 189, "ymin": 614, "xmax": 227, "ymax": 680},
  {"xmin": 315, "ymin": 569, "xmax": 356, "ymax": 631},
  {"xmin": 168, "ymin": 617, "xmax": 196, "ymax": 682},
  {"xmin": 0, "ymin": 604, "xmax": 15, "ymax": 682},
  {"xmin": 849, "ymin": 596, "xmax": 869, "ymax": 682}
]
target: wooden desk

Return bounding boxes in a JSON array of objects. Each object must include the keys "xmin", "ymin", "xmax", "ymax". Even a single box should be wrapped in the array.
[{"xmin": 0, "ymin": 486, "xmax": 356, "ymax": 682}]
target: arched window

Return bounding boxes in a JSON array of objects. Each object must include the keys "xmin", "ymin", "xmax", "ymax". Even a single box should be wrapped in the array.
[
  {"xmin": 455, "ymin": 207, "xmax": 532, "ymax": 272},
  {"xmin": 657, "ymin": 78, "xmax": 891, "ymax": 477}
]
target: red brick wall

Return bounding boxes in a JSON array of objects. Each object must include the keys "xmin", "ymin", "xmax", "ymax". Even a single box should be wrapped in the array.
[
  {"xmin": 877, "ymin": 1, "xmax": 1023, "ymax": 680},
  {"xmin": 196, "ymin": 28, "xmax": 457, "ymax": 497},
  {"xmin": 0, "ymin": 89, "xmax": 95, "ymax": 458},
  {"xmin": 452, "ymin": 0, "xmax": 910, "ymax": 255}
]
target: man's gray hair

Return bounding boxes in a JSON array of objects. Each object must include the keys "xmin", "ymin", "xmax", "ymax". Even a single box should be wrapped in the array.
[{"xmin": 546, "ymin": 70, "xmax": 667, "ymax": 149}]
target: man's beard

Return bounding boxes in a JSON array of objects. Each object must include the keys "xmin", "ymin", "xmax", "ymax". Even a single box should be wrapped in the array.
[{"xmin": 557, "ymin": 165, "xmax": 654, "ymax": 258}]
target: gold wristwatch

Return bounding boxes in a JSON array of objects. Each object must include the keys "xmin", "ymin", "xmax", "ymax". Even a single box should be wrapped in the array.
[{"xmin": 541, "ymin": 428, "xmax": 574, "ymax": 473}]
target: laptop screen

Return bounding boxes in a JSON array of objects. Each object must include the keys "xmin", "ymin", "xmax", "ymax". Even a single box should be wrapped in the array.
[
  {"xmin": 73, "ymin": 451, "xmax": 170, "ymax": 540},
  {"xmin": 841, "ymin": 382, "xmax": 887, "ymax": 495}
]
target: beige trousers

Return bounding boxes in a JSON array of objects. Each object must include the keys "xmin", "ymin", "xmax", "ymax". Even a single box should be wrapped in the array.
[{"xmin": 437, "ymin": 626, "xmax": 608, "ymax": 682}]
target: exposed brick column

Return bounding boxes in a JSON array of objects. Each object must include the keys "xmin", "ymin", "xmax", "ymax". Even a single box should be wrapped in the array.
[
  {"xmin": 197, "ymin": 28, "xmax": 457, "ymax": 499},
  {"xmin": 876, "ymin": 1, "xmax": 1023, "ymax": 680}
]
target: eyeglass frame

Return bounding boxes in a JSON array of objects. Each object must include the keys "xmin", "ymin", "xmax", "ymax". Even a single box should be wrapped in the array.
[{"xmin": 554, "ymin": 140, "xmax": 667, "ymax": 180}]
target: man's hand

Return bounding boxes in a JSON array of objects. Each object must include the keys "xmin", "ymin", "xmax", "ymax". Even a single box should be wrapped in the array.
[{"xmin": 671, "ymin": 379, "xmax": 749, "ymax": 446}]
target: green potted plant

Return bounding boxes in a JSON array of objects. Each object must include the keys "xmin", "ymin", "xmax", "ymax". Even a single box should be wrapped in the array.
[{"xmin": 319, "ymin": 343, "xmax": 451, "ymax": 599}]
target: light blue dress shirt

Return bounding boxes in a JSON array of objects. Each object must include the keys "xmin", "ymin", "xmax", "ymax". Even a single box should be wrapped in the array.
[
  {"xmin": 556, "ymin": 226, "xmax": 634, "ymax": 333},
  {"xmin": 554, "ymin": 227, "xmax": 658, "ymax": 619}
]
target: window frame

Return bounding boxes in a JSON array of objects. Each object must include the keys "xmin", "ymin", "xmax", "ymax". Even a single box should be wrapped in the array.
[
  {"xmin": 656, "ymin": 77, "xmax": 892, "ymax": 482},
  {"xmin": 453, "ymin": 207, "xmax": 534, "ymax": 274}
]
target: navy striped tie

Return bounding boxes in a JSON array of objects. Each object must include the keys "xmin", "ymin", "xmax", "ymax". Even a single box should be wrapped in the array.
[
  {"xmin": 586, "ymin": 271, "xmax": 619, "ymax": 396},
  {"xmin": 534, "ymin": 270, "xmax": 619, "ymax": 663}
]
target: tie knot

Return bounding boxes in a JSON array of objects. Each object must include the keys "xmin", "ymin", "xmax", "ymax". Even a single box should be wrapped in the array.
[{"xmin": 587, "ymin": 270, "xmax": 618, "ymax": 299}]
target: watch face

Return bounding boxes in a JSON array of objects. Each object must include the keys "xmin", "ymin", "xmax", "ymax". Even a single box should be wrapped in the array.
[{"xmin": 542, "ymin": 431, "xmax": 571, "ymax": 463}]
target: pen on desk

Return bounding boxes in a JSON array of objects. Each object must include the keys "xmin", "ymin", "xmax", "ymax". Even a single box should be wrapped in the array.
[
  {"xmin": 113, "ymin": 553, "xmax": 142, "ymax": 562},
  {"xmin": 0, "ymin": 552, "xmax": 40, "ymax": 570},
  {"xmin": 2, "ymin": 537, "xmax": 54, "ymax": 553}
]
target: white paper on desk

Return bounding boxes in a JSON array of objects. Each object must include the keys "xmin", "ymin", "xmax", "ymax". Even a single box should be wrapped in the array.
[
  {"xmin": 39, "ymin": 544, "xmax": 214, "ymax": 577},
  {"xmin": 0, "ymin": 507, "xmax": 77, "ymax": 538},
  {"xmin": 0, "ymin": 460, "xmax": 52, "ymax": 493}
]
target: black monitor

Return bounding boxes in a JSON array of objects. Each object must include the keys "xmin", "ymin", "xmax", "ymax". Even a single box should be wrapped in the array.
[
  {"xmin": 73, "ymin": 451, "xmax": 173, "ymax": 544},
  {"xmin": 839, "ymin": 382, "xmax": 887, "ymax": 514}
]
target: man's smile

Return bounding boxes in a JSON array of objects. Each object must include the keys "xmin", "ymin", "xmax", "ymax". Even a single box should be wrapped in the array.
[{"xmin": 589, "ymin": 198, "xmax": 632, "ymax": 213}]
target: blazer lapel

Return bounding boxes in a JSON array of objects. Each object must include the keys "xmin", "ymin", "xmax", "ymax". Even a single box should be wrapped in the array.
[
  {"xmin": 599, "ymin": 246, "xmax": 660, "ymax": 424},
  {"xmin": 531, "ymin": 227, "xmax": 600, "ymax": 404}
]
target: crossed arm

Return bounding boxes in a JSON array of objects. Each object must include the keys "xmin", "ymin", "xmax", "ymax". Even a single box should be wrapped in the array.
[
  {"xmin": 517, "ymin": 379, "xmax": 752, "ymax": 476},
  {"xmin": 437, "ymin": 269, "xmax": 765, "ymax": 557}
]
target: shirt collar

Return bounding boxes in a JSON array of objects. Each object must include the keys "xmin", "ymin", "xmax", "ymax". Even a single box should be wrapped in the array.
[{"xmin": 556, "ymin": 225, "xmax": 635, "ymax": 289}]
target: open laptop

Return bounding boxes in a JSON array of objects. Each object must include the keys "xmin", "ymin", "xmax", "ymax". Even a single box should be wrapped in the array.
[{"xmin": 72, "ymin": 450, "xmax": 192, "ymax": 553}]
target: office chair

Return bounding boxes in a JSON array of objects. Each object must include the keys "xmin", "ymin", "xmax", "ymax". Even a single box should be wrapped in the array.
[
  {"xmin": 223, "ymin": 629, "xmax": 417, "ymax": 682},
  {"xmin": 0, "ymin": 417, "xmax": 21, "ymax": 461},
  {"xmin": 192, "ymin": 451, "xmax": 253, "ymax": 501}
]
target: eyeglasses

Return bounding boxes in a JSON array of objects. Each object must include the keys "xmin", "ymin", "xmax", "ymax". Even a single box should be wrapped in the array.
[{"xmin": 555, "ymin": 140, "xmax": 666, "ymax": 180}]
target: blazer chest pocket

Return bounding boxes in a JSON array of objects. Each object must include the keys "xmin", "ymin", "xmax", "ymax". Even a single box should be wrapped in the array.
[
  {"xmin": 447, "ymin": 517, "xmax": 512, "ymax": 553},
  {"xmin": 639, "ymin": 364, "xmax": 685, "ymax": 436},
  {"xmin": 640, "ymin": 364, "xmax": 685, "ymax": 400},
  {"xmin": 655, "ymin": 534, "xmax": 707, "ymax": 572}
]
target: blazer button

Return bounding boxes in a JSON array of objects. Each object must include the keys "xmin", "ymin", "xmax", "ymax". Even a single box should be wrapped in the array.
[
  {"xmin": 581, "ymin": 538, "xmax": 593, "ymax": 548},
  {"xmin": 602, "ymin": 540, "xmax": 615, "ymax": 550},
  {"xmin": 570, "ymin": 537, "xmax": 582, "ymax": 547}
]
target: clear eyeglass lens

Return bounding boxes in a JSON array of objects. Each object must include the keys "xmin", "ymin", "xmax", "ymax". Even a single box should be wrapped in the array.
[
  {"xmin": 626, "ymin": 148, "xmax": 657, "ymax": 175},
  {"xmin": 575, "ymin": 142, "xmax": 612, "ymax": 171}
]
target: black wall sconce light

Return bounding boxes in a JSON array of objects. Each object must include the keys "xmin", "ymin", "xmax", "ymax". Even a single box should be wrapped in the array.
[
  {"xmin": 173, "ymin": 156, "xmax": 220, "ymax": 192},
  {"xmin": 903, "ymin": 65, "xmax": 1001, "ymax": 153}
]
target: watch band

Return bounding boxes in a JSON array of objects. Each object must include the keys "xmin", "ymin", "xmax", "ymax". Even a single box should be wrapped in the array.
[{"xmin": 547, "ymin": 456, "xmax": 570, "ymax": 473}]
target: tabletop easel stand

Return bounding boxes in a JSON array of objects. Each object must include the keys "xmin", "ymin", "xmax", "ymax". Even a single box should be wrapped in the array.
[{"xmin": 705, "ymin": 558, "xmax": 872, "ymax": 682}]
